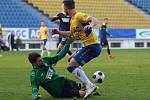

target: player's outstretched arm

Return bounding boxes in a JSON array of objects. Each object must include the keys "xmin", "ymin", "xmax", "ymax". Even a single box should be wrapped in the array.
[
  {"xmin": 84, "ymin": 17, "xmax": 99, "ymax": 31},
  {"xmin": 44, "ymin": 36, "xmax": 73, "ymax": 64},
  {"xmin": 105, "ymin": 31, "xmax": 112, "ymax": 38},
  {"xmin": 51, "ymin": 16, "xmax": 60, "ymax": 22},
  {"xmin": 56, "ymin": 36, "xmax": 74, "ymax": 60},
  {"xmin": 87, "ymin": 17, "xmax": 99, "ymax": 27},
  {"xmin": 30, "ymin": 71, "xmax": 40, "ymax": 100},
  {"xmin": 52, "ymin": 29, "xmax": 71, "ymax": 36}
]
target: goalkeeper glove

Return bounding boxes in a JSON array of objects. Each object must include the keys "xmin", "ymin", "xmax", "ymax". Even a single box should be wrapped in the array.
[
  {"xmin": 32, "ymin": 93, "xmax": 42, "ymax": 100},
  {"xmin": 65, "ymin": 36, "xmax": 74, "ymax": 44}
]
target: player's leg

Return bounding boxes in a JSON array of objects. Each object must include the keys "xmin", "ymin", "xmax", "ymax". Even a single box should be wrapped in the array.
[
  {"xmin": 57, "ymin": 42, "xmax": 64, "ymax": 53},
  {"xmin": 105, "ymin": 40, "xmax": 113, "ymax": 59},
  {"xmin": 56, "ymin": 36, "xmax": 63, "ymax": 54},
  {"xmin": 67, "ymin": 44, "xmax": 101, "ymax": 99},
  {"xmin": 67, "ymin": 58, "xmax": 93, "ymax": 86},
  {"xmin": 61, "ymin": 39, "xmax": 72, "ymax": 55},
  {"xmin": 41, "ymin": 39, "xmax": 49, "ymax": 56},
  {"xmin": 100, "ymin": 40, "xmax": 105, "ymax": 48},
  {"xmin": 57, "ymin": 37, "xmax": 73, "ymax": 56}
]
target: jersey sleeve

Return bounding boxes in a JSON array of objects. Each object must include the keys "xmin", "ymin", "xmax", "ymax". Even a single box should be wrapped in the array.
[
  {"xmin": 76, "ymin": 12, "xmax": 91, "ymax": 23},
  {"xmin": 44, "ymin": 44, "xmax": 70, "ymax": 64},
  {"xmin": 56, "ymin": 13, "xmax": 61, "ymax": 17},
  {"xmin": 30, "ymin": 70, "xmax": 39, "ymax": 96},
  {"xmin": 45, "ymin": 27, "xmax": 48, "ymax": 33}
]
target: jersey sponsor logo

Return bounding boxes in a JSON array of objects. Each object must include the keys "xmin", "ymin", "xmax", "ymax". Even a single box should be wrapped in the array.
[
  {"xmin": 62, "ymin": 18, "xmax": 70, "ymax": 22},
  {"xmin": 45, "ymin": 67, "xmax": 54, "ymax": 80},
  {"xmin": 74, "ymin": 27, "xmax": 81, "ymax": 32}
]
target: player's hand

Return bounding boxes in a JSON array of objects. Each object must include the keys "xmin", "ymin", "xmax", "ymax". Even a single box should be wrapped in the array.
[
  {"xmin": 84, "ymin": 25, "xmax": 92, "ymax": 31},
  {"xmin": 32, "ymin": 93, "xmax": 42, "ymax": 100},
  {"xmin": 84, "ymin": 25, "xmax": 92, "ymax": 36},
  {"xmin": 65, "ymin": 36, "xmax": 74, "ymax": 44},
  {"xmin": 110, "ymin": 35, "xmax": 112, "ymax": 38},
  {"xmin": 52, "ymin": 29, "xmax": 59, "ymax": 35}
]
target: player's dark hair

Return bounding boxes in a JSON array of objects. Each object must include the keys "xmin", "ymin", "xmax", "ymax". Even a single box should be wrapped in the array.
[
  {"xmin": 28, "ymin": 52, "xmax": 41, "ymax": 64},
  {"xmin": 104, "ymin": 17, "xmax": 109, "ymax": 20},
  {"xmin": 63, "ymin": 0, "xmax": 75, "ymax": 9}
]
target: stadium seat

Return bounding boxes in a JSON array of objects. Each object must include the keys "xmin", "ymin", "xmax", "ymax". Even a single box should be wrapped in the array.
[
  {"xmin": 127, "ymin": 0, "xmax": 150, "ymax": 15},
  {"xmin": 27, "ymin": 0, "xmax": 150, "ymax": 28},
  {"xmin": 0, "ymin": 0, "xmax": 58, "ymax": 28}
]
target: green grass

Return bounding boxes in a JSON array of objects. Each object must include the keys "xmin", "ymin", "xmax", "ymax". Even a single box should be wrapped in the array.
[{"xmin": 0, "ymin": 49, "xmax": 150, "ymax": 100}]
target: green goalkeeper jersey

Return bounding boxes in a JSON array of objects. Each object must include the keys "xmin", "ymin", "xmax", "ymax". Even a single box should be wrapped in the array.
[{"xmin": 30, "ymin": 44, "xmax": 70, "ymax": 97}]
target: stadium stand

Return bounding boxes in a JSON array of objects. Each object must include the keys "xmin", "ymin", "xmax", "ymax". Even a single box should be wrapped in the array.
[
  {"xmin": 127, "ymin": 0, "xmax": 150, "ymax": 14},
  {"xmin": 0, "ymin": 0, "xmax": 58, "ymax": 28},
  {"xmin": 26, "ymin": 0, "xmax": 150, "ymax": 28}
]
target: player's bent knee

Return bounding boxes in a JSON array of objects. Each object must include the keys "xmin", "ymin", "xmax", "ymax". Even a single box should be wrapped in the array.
[
  {"xmin": 68, "ymin": 58, "xmax": 80, "ymax": 67},
  {"xmin": 67, "ymin": 66, "xmax": 77, "ymax": 73},
  {"xmin": 68, "ymin": 54, "xmax": 74, "ymax": 62}
]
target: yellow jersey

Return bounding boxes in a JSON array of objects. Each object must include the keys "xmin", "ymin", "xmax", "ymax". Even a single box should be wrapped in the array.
[
  {"xmin": 39, "ymin": 26, "xmax": 48, "ymax": 39},
  {"xmin": 70, "ymin": 12, "xmax": 99, "ymax": 46}
]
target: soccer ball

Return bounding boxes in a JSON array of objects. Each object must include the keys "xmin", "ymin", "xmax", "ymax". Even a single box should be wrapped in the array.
[{"xmin": 93, "ymin": 71, "xmax": 105, "ymax": 83}]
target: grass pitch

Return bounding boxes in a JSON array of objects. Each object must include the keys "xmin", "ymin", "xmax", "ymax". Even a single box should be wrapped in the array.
[{"xmin": 0, "ymin": 49, "xmax": 150, "ymax": 100}]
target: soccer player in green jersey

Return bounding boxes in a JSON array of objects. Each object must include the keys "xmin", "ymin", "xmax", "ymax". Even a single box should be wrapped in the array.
[{"xmin": 28, "ymin": 37, "xmax": 86, "ymax": 100}]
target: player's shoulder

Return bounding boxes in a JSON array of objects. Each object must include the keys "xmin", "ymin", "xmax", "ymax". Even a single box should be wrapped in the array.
[
  {"xmin": 44, "ymin": 26, "xmax": 48, "ymax": 30},
  {"xmin": 75, "ymin": 12, "xmax": 85, "ymax": 17},
  {"xmin": 43, "ymin": 57, "xmax": 51, "ymax": 63},
  {"xmin": 57, "ymin": 12, "xmax": 65, "ymax": 17},
  {"xmin": 75, "ymin": 12, "xmax": 89, "ymax": 20}
]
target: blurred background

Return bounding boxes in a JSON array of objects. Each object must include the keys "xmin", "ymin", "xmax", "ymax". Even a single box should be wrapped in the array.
[{"xmin": 0, "ymin": 0, "xmax": 150, "ymax": 51}]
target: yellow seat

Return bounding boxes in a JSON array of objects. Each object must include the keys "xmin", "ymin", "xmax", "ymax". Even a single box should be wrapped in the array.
[{"xmin": 27, "ymin": 0, "xmax": 150, "ymax": 28}]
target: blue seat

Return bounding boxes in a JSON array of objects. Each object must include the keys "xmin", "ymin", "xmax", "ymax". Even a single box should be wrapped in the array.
[
  {"xmin": 128, "ymin": 0, "xmax": 150, "ymax": 14},
  {"xmin": 0, "ymin": 0, "xmax": 58, "ymax": 28}
]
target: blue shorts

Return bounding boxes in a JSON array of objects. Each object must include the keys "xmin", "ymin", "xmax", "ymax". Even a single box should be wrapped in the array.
[
  {"xmin": 73, "ymin": 44, "xmax": 101, "ymax": 66},
  {"xmin": 41, "ymin": 39, "xmax": 47, "ymax": 46},
  {"xmin": 100, "ymin": 39, "xmax": 108, "ymax": 46}
]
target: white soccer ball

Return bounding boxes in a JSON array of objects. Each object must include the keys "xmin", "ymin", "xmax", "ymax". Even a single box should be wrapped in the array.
[{"xmin": 93, "ymin": 71, "xmax": 105, "ymax": 83}]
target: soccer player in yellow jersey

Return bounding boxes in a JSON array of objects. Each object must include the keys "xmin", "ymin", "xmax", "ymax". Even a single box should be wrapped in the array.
[
  {"xmin": 38, "ymin": 21, "xmax": 50, "ymax": 56},
  {"xmin": 52, "ymin": 0, "xmax": 102, "ymax": 99}
]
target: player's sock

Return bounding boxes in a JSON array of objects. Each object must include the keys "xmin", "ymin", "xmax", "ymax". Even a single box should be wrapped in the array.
[
  {"xmin": 107, "ymin": 47, "xmax": 111, "ymax": 55},
  {"xmin": 41, "ymin": 50, "xmax": 45, "ymax": 57},
  {"xmin": 41, "ymin": 48, "xmax": 46, "ymax": 57},
  {"xmin": 48, "ymin": 51, "xmax": 51, "ymax": 56},
  {"xmin": 67, "ymin": 50, "xmax": 72, "ymax": 55},
  {"xmin": 67, "ymin": 66, "xmax": 92, "ymax": 86},
  {"xmin": 78, "ymin": 66, "xmax": 93, "ymax": 85}
]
